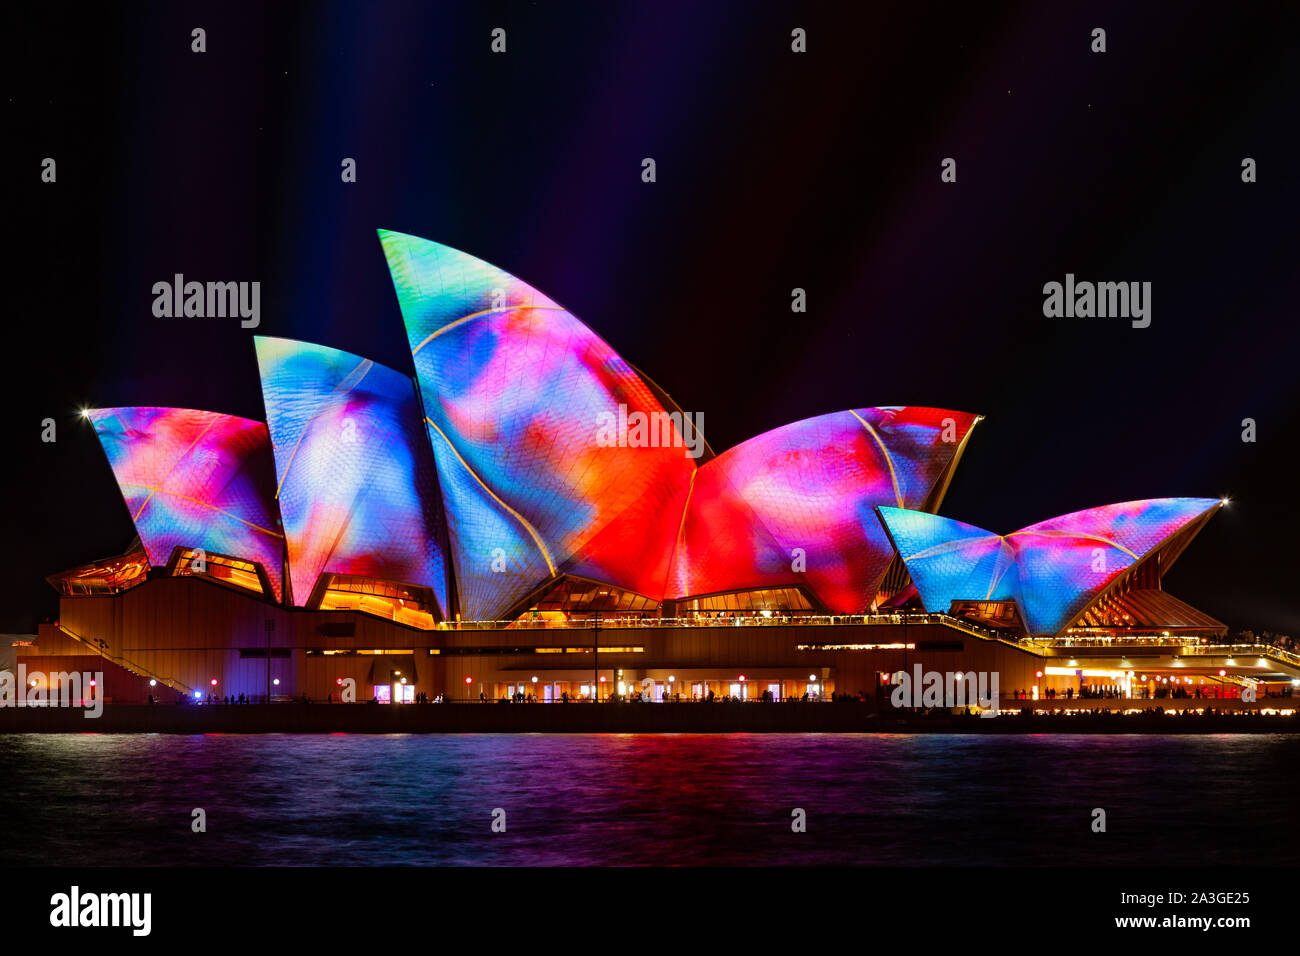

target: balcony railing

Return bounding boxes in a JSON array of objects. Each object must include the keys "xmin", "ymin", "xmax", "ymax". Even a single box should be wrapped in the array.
[
  {"xmin": 53, "ymin": 623, "xmax": 195, "ymax": 696},
  {"xmin": 1182, "ymin": 643, "xmax": 1300, "ymax": 669},
  {"xmin": 445, "ymin": 611, "xmax": 999, "ymax": 635}
]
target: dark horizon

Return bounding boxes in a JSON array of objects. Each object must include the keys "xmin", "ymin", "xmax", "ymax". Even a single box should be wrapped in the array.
[{"xmin": 7, "ymin": 0, "xmax": 1299, "ymax": 634}]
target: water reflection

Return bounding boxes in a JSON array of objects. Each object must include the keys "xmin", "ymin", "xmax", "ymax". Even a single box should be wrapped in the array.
[{"xmin": 1, "ymin": 733, "xmax": 1295, "ymax": 866}]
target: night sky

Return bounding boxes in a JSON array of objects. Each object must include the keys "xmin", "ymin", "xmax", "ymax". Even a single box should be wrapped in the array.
[{"xmin": 7, "ymin": 1, "xmax": 1298, "ymax": 634}]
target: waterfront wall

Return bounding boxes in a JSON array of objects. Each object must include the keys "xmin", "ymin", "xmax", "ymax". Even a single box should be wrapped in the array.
[{"xmin": 0, "ymin": 701, "xmax": 1294, "ymax": 734}]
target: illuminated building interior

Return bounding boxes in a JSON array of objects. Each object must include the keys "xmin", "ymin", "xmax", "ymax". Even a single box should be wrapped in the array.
[
  {"xmin": 46, "ymin": 548, "xmax": 149, "ymax": 596},
  {"xmin": 172, "ymin": 547, "xmax": 269, "ymax": 596},
  {"xmin": 518, "ymin": 577, "xmax": 661, "ymax": 619},
  {"xmin": 315, "ymin": 574, "xmax": 439, "ymax": 630},
  {"xmin": 675, "ymin": 587, "xmax": 816, "ymax": 615}
]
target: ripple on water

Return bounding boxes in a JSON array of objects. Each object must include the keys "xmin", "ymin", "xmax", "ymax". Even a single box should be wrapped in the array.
[{"xmin": 1, "ymin": 733, "xmax": 1295, "ymax": 866}]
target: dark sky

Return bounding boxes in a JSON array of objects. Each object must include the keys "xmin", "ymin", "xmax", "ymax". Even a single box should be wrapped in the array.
[{"xmin": 6, "ymin": 0, "xmax": 1298, "ymax": 634}]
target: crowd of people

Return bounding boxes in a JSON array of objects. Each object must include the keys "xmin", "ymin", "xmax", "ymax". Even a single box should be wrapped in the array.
[
  {"xmin": 1233, "ymin": 630, "xmax": 1295, "ymax": 653},
  {"xmin": 483, "ymin": 688, "xmax": 826, "ymax": 703},
  {"xmin": 168, "ymin": 681, "xmax": 1294, "ymax": 706}
]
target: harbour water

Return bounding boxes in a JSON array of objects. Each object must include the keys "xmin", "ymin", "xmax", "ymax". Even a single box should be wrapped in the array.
[{"xmin": 2, "ymin": 733, "xmax": 1295, "ymax": 866}]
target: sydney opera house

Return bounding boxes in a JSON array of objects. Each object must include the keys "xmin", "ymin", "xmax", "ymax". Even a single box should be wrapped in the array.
[{"xmin": 26, "ymin": 231, "xmax": 1300, "ymax": 708}]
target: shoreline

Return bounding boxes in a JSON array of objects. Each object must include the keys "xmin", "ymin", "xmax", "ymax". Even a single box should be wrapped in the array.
[{"xmin": 1, "ymin": 701, "xmax": 1296, "ymax": 734}]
